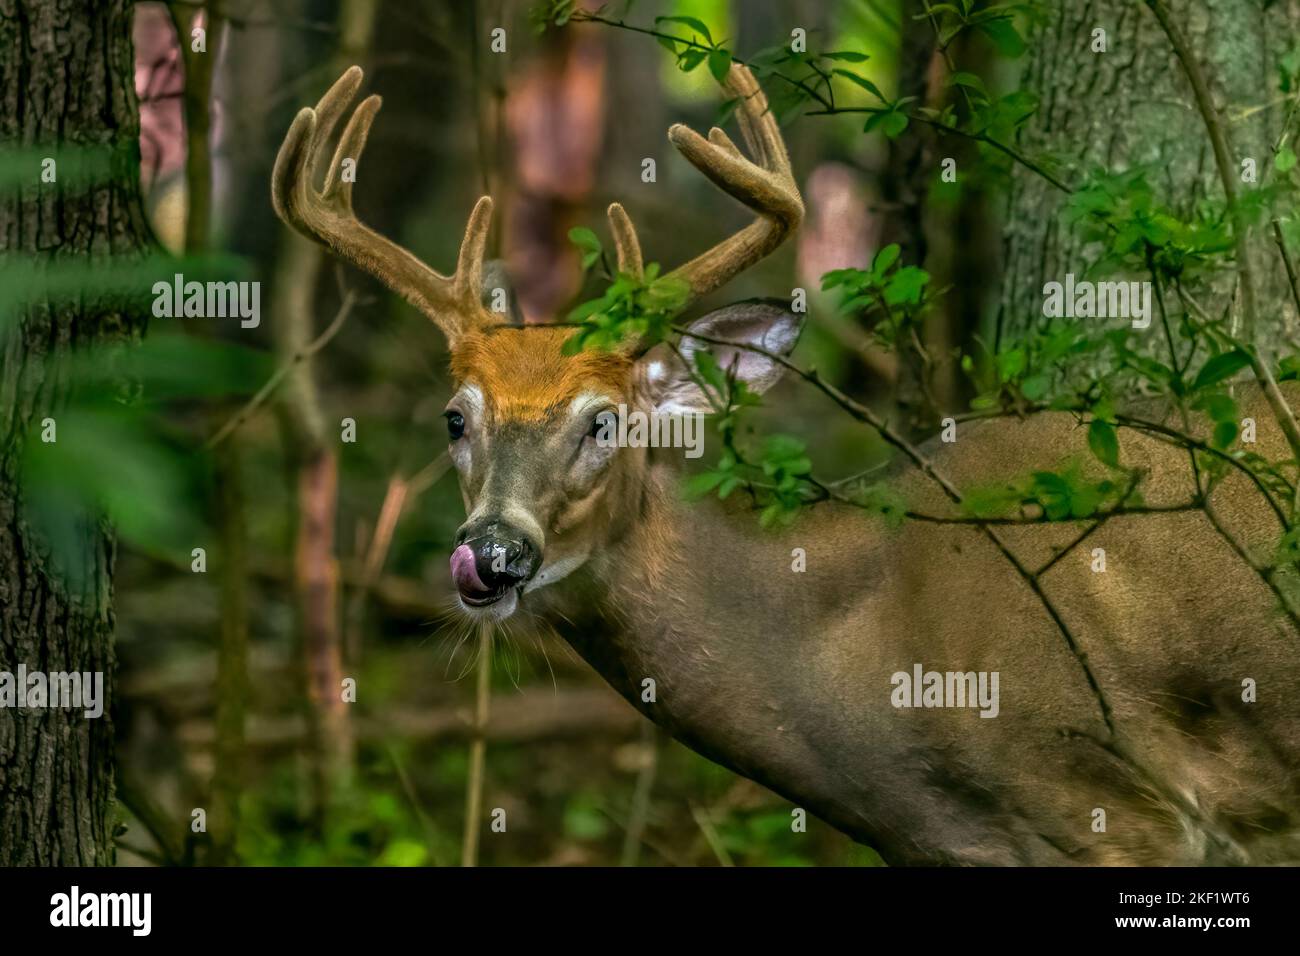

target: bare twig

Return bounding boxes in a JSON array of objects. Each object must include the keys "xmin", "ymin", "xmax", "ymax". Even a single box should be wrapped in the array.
[
  {"xmin": 115, "ymin": 774, "xmax": 184, "ymax": 866},
  {"xmin": 620, "ymin": 721, "xmax": 661, "ymax": 867},
  {"xmin": 571, "ymin": 8, "xmax": 1071, "ymax": 197},
  {"xmin": 672, "ymin": 323, "xmax": 1118, "ymax": 735},
  {"xmin": 206, "ymin": 291, "xmax": 357, "ymax": 450},
  {"xmin": 385, "ymin": 743, "xmax": 445, "ymax": 867},
  {"xmin": 345, "ymin": 473, "xmax": 409, "ymax": 663},
  {"xmin": 902, "ymin": 501, "xmax": 1201, "ymax": 526},
  {"xmin": 1173, "ymin": 279, "xmax": 1300, "ymax": 476},
  {"xmin": 345, "ymin": 450, "xmax": 452, "ymax": 660},
  {"xmin": 688, "ymin": 803, "xmax": 735, "ymax": 867},
  {"xmin": 461, "ymin": 623, "xmax": 493, "ymax": 867},
  {"xmin": 407, "ymin": 450, "xmax": 453, "ymax": 496},
  {"xmin": 1143, "ymin": 0, "xmax": 1258, "ymax": 341},
  {"xmin": 1272, "ymin": 220, "xmax": 1300, "ymax": 331}
]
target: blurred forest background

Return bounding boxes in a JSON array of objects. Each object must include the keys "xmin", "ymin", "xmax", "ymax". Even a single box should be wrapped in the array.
[{"xmin": 5, "ymin": 0, "xmax": 1300, "ymax": 866}]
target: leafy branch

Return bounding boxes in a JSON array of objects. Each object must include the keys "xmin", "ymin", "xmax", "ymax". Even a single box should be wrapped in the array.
[{"xmin": 539, "ymin": 1, "xmax": 1069, "ymax": 193}]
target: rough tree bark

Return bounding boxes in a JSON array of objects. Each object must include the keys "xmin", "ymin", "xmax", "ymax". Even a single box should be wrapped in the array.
[
  {"xmin": 998, "ymin": 0, "xmax": 1298, "ymax": 350},
  {"xmin": 0, "ymin": 0, "xmax": 152, "ymax": 865}
]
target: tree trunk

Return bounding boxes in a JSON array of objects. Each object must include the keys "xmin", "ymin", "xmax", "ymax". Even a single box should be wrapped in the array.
[
  {"xmin": 998, "ymin": 0, "xmax": 1297, "ymax": 351},
  {"xmin": 268, "ymin": 0, "xmax": 377, "ymax": 826},
  {"xmin": 0, "ymin": 0, "xmax": 151, "ymax": 865}
]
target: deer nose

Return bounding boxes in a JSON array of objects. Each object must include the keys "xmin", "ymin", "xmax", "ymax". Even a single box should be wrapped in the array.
[{"xmin": 451, "ymin": 524, "xmax": 540, "ymax": 604}]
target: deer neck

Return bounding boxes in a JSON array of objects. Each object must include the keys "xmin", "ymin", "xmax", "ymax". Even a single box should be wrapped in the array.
[
  {"xmin": 540, "ymin": 448, "xmax": 885, "ymax": 761},
  {"xmin": 534, "ymin": 451, "xmax": 913, "ymax": 854}
]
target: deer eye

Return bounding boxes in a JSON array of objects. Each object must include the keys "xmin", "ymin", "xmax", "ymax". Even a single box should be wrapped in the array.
[
  {"xmin": 589, "ymin": 410, "xmax": 617, "ymax": 442},
  {"xmin": 445, "ymin": 411, "xmax": 466, "ymax": 441}
]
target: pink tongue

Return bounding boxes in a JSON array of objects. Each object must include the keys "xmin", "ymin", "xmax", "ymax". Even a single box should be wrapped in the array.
[{"xmin": 450, "ymin": 544, "xmax": 488, "ymax": 593}]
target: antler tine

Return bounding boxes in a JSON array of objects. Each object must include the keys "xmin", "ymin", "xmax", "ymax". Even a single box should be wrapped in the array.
[
  {"xmin": 662, "ymin": 62, "xmax": 802, "ymax": 301},
  {"xmin": 321, "ymin": 89, "xmax": 381, "ymax": 208},
  {"xmin": 723, "ymin": 64, "xmax": 791, "ymax": 178},
  {"xmin": 453, "ymin": 195, "xmax": 494, "ymax": 306},
  {"xmin": 602, "ymin": 62, "xmax": 802, "ymax": 348},
  {"xmin": 272, "ymin": 66, "xmax": 496, "ymax": 342},
  {"xmin": 606, "ymin": 202, "xmax": 644, "ymax": 280}
]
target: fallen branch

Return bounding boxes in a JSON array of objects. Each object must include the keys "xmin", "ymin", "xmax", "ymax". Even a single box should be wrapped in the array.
[{"xmin": 170, "ymin": 686, "xmax": 640, "ymax": 749}]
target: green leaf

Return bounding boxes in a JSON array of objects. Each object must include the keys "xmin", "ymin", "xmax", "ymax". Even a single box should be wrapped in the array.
[
  {"xmin": 566, "ymin": 297, "xmax": 607, "ymax": 322},
  {"xmin": 655, "ymin": 15, "xmax": 712, "ymax": 44},
  {"xmin": 996, "ymin": 348, "xmax": 1026, "ymax": 382},
  {"xmin": 1280, "ymin": 353, "xmax": 1300, "ymax": 381},
  {"xmin": 1212, "ymin": 420, "xmax": 1239, "ymax": 449},
  {"xmin": 764, "ymin": 434, "xmax": 807, "ymax": 461},
  {"xmin": 862, "ymin": 111, "xmax": 888, "ymax": 134},
  {"xmin": 947, "ymin": 71, "xmax": 989, "ymax": 98},
  {"xmin": 1191, "ymin": 349, "xmax": 1251, "ymax": 391},
  {"xmin": 833, "ymin": 68, "xmax": 886, "ymax": 102},
  {"xmin": 96, "ymin": 333, "xmax": 271, "ymax": 403},
  {"xmin": 821, "ymin": 267, "xmax": 866, "ymax": 290},
  {"xmin": 1193, "ymin": 392, "xmax": 1237, "ymax": 424},
  {"xmin": 785, "ymin": 455, "xmax": 812, "ymax": 477},
  {"xmin": 23, "ymin": 404, "xmax": 202, "ymax": 567},
  {"xmin": 1087, "ymin": 419, "xmax": 1120, "ymax": 468},
  {"xmin": 882, "ymin": 110, "xmax": 910, "ymax": 139},
  {"xmin": 823, "ymin": 51, "xmax": 869, "ymax": 63},
  {"xmin": 883, "ymin": 265, "xmax": 930, "ymax": 305},
  {"xmin": 376, "ymin": 839, "xmax": 428, "ymax": 867},
  {"xmin": 1278, "ymin": 148, "xmax": 1298, "ymax": 173},
  {"xmin": 683, "ymin": 470, "xmax": 726, "ymax": 499},
  {"xmin": 564, "ymin": 797, "xmax": 611, "ymax": 840},
  {"xmin": 567, "ymin": 226, "xmax": 600, "ymax": 250},
  {"xmin": 677, "ymin": 48, "xmax": 708, "ymax": 72},
  {"xmin": 708, "ymin": 47, "xmax": 733, "ymax": 82},
  {"xmin": 856, "ymin": 483, "xmax": 908, "ymax": 528},
  {"xmin": 693, "ymin": 348, "xmax": 727, "ymax": 394},
  {"xmin": 1020, "ymin": 373, "xmax": 1052, "ymax": 400},
  {"xmin": 977, "ymin": 16, "xmax": 1026, "ymax": 57},
  {"xmin": 939, "ymin": 22, "xmax": 966, "ymax": 47},
  {"xmin": 645, "ymin": 274, "xmax": 691, "ymax": 311},
  {"xmin": 872, "ymin": 243, "xmax": 901, "ymax": 275}
]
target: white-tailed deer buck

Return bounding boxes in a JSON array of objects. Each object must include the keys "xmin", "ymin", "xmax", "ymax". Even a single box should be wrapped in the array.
[{"xmin": 275, "ymin": 65, "xmax": 1300, "ymax": 865}]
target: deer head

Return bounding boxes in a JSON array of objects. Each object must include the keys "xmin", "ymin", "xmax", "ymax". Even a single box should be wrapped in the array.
[{"xmin": 273, "ymin": 64, "xmax": 803, "ymax": 619}]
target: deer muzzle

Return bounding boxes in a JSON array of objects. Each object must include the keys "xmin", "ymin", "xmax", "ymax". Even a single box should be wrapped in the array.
[{"xmin": 450, "ymin": 524, "xmax": 540, "ymax": 607}]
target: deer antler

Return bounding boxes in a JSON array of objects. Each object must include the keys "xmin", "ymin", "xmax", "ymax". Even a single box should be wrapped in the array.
[
  {"xmin": 606, "ymin": 62, "xmax": 803, "ymax": 307},
  {"xmin": 272, "ymin": 66, "xmax": 495, "ymax": 342}
]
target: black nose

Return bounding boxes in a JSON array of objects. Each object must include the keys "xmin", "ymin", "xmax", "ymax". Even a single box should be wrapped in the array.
[{"xmin": 457, "ymin": 523, "xmax": 540, "ymax": 590}]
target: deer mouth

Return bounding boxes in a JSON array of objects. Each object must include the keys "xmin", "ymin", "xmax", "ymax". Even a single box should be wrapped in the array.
[
  {"xmin": 450, "ymin": 543, "xmax": 515, "ymax": 608},
  {"xmin": 457, "ymin": 584, "xmax": 512, "ymax": 607}
]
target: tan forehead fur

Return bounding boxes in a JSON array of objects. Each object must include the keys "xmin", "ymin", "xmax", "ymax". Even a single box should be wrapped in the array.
[{"xmin": 450, "ymin": 326, "xmax": 633, "ymax": 422}]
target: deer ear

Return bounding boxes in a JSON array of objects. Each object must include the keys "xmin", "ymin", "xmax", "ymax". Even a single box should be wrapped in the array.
[
  {"xmin": 479, "ymin": 260, "xmax": 523, "ymax": 324},
  {"xmin": 636, "ymin": 300, "xmax": 803, "ymax": 415}
]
